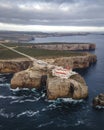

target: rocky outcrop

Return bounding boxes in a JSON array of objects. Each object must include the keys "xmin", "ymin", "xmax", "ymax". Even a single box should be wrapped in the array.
[
  {"xmin": 93, "ymin": 94, "xmax": 104, "ymax": 108},
  {"xmin": 33, "ymin": 43, "xmax": 96, "ymax": 51},
  {"xmin": 11, "ymin": 61, "xmax": 49, "ymax": 89},
  {"xmin": 11, "ymin": 68, "xmax": 43, "ymax": 89},
  {"xmin": 0, "ymin": 59, "xmax": 32, "ymax": 73},
  {"xmin": 43, "ymin": 53, "xmax": 97, "ymax": 69},
  {"xmin": 11, "ymin": 65, "xmax": 88, "ymax": 100},
  {"xmin": 47, "ymin": 74, "xmax": 88, "ymax": 100}
]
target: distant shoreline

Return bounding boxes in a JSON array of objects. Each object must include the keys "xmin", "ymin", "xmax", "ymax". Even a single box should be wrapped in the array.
[{"xmin": 0, "ymin": 31, "xmax": 104, "ymax": 43}]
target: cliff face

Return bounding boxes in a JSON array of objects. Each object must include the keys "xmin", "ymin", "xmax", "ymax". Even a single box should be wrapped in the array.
[
  {"xmin": 43, "ymin": 53, "xmax": 97, "ymax": 69},
  {"xmin": 0, "ymin": 59, "xmax": 32, "ymax": 73},
  {"xmin": 0, "ymin": 53, "xmax": 97, "ymax": 73},
  {"xmin": 47, "ymin": 74, "xmax": 88, "ymax": 100},
  {"xmin": 11, "ymin": 68, "xmax": 43, "ymax": 89},
  {"xmin": 33, "ymin": 43, "xmax": 96, "ymax": 51},
  {"xmin": 11, "ymin": 66, "xmax": 88, "ymax": 100}
]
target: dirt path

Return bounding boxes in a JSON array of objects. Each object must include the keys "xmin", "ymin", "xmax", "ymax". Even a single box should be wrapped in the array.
[{"xmin": 0, "ymin": 43, "xmax": 35, "ymax": 61}]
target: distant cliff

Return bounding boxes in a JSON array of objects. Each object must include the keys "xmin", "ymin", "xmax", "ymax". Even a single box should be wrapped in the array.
[{"xmin": 33, "ymin": 43, "xmax": 96, "ymax": 51}]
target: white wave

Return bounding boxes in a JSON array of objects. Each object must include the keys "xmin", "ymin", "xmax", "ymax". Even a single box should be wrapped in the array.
[
  {"xmin": 0, "ymin": 109, "xmax": 14, "ymax": 118},
  {"xmin": 17, "ymin": 110, "xmax": 39, "ymax": 118},
  {"xmin": 10, "ymin": 100, "xmax": 20, "ymax": 104},
  {"xmin": 45, "ymin": 98, "xmax": 83, "ymax": 104},
  {"xmin": 75, "ymin": 120, "xmax": 84, "ymax": 126},
  {"xmin": 19, "ymin": 98, "xmax": 40, "ymax": 103},
  {"xmin": 96, "ymin": 105, "xmax": 104, "ymax": 109},
  {"xmin": 10, "ymin": 87, "xmax": 31, "ymax": 92},
  {"xmin": 10, "ymin": 96, "xmax": 41, "ymax": 104},
  {"xmin": 41, "ymin": 108, "xmax": 47, "ymax": 112},
  {"xmin": 38, "ymin": 121, "xmax": 53, "ymax": 128},
  {"xmin": 0, "ymin": 95, "xmax": 19, "ymax": 100},
  {"xmin": 10, "ymin": 87, "xmax": 20, "ymax": 92},
  {"xmin": 46, "ymin": 103, "xmax": 61, "ymax": 111},
  {"xmin": 57, "ymin": 98, "xmax": 83, "ymax": 104},
  {"xmin": 31, "ymin": 88, "xmax": 36, "ymax": 92},
  {"xmin": 19, "ymin": 99, "xmax": 36, "ymax": 103},
  {"xmin": 48, "ymin": 104, "xmax": 57, "ymax": 109},
  {"xmin": 0, "ymin": 83, "xmax": 10, "ymax": 87},
  {"xmin": 10, "ymin": 97, "xmax": 39, "ymax": 104},
  {"xmin": 45, "ymin": 99, "xmax": 55, "ymax": 103},
  {"xmin": 41, "ymin": 93, "xmax": 45, "ymax": 98}
]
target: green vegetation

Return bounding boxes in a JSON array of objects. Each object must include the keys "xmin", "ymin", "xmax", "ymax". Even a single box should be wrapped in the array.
[
  {"xmin": 0, "ymin": 43, "xmax": 85, "ymax": 60},
  {"xmin": 0, "ymin": 46, "xmax": 24, "ymax": 59},
  {"xmin": 16, "ymin": 47, "xmax": 84, "ymax": 58}
]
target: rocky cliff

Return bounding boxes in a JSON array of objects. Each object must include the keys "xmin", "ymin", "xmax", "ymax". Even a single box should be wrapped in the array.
[
  {"xmin": 0, "ymin": 53, "xmax": 97, "ymax": 73},
  {"xmin": 10, "ymin": 53, "xmax": 96, "ymax": 100},
  {"xmin": 11, "ymin": 65, "xmax": 88, "ymax": 100},
  {"xmin": 11, "ymin": 68, "xmax": 43, "ymax": 89},
  {"xmin": 33, "ymin": 43, "xmax": 96, "ymax": 51},
  {"xmin": 93, "ymin": 93, "xmax": 104, "ymax": 108},
  {"xmin": 0, "ymin": 59, "xmax": 32, "ymax": 73},
  {"xmin": 47, "ymin": 74, "xmax": 88, "ymax": 100},
  {"xmin": 10, "ymin": 53, "xmax": 95, "ymax": 100},
  {"xmin": 43, "ymin": 53, "xmax": 97, "ymax": 69}
]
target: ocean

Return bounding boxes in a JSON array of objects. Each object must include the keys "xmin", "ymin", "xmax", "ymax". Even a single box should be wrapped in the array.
[{"xmin": 0, "ymin": 34, "xmax": 104, "ymax": 130}]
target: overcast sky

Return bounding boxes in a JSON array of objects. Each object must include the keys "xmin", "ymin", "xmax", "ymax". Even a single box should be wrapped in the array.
[{"xmin": 0, "ymin": 0, "xmax": 104, "ymax": 32}]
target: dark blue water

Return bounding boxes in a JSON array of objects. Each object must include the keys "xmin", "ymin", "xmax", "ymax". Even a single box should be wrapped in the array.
[{"xmin": 0, "ymin": 34, "xmax": 104, "ymax": 130}]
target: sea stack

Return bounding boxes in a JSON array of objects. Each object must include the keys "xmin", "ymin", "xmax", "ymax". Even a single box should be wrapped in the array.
[{"xmin": 93, "ymin": 93, "xmax": 104, "ymax": 108}]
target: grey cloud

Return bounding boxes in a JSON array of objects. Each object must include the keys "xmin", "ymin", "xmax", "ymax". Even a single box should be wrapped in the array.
[{"xmin": 0, "ymin": 0, "xmax": 104, "ymax": 26}]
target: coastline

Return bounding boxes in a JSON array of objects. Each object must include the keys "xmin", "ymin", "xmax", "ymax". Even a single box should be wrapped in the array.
[{"xmin": 0, "ymin": 53, "xmax": 97, "ymax": 73}]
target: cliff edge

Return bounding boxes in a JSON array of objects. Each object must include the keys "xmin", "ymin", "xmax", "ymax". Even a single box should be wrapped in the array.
[
  {"xmin": 33, "ymin": 43, "xmax": 96, "ymax": 51},
  {"xmin": 0, "ymin": 53, "xmax": 97, "ymax": 73}
]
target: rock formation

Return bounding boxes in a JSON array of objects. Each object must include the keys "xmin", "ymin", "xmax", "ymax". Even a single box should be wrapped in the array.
[
  {"xmin": 43, "ymin": 53, "xmax": 97, "ymax": 69},
  {"xmin": 0, "ymin": 59, "xmax": 32, "ymax": 73},
  {"xmin": 33, "ymin": 43, "xmax": 96, "ymax": 51},
  {"xmin": 93, "ymin": 94, "xmax": 104, "ymax": 108},
  {"xmin": 11, "ymin": 68, "xmax": 43, "ymax": 89},
  {"xmin": 11, "ymin": 64, "xmax": 88, "ymax": 100},
  {"xmin": 0, "ymin": 53, "xmax": 97, "ymax": 73},
  {"xmin": 47, "ymin": 74, "xmax": 88, "ymax": 100}
]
